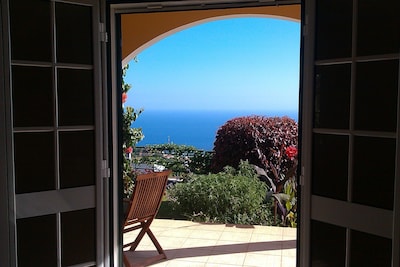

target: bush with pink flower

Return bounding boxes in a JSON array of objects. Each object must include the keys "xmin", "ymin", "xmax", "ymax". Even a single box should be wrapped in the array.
[
  {"xmin": 122, "ymin": 64, "xmax": 144, "ymax": 198},
  {"xmin": 211, "ymin": 115, "xmax": 298, "ymax": 226}
]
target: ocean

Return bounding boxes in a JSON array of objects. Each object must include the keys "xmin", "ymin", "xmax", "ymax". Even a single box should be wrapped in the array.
[{"xmin": 132, "ymin": 110, "xmax": 298, "ymax": 151}]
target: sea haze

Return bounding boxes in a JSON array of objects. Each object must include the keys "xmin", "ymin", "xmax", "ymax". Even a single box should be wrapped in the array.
[{"xmin": 132, "ymin": 110, "xmax": 298, "ymax": 151}]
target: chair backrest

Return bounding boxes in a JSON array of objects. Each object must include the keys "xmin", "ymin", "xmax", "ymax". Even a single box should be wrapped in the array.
[{"xmin": 125, "ymin": 170, "xmax": 171, "ymax": 224}]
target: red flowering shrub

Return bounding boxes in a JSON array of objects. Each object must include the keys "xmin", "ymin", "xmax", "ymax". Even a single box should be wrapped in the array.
[
  {"xmin": 285, "ymin": 146, "xmax": 298, "ymax": 159},
  {"xmin": 125, "ymin": 146, "xmax": 133, "ymax": 154},
  {"xmin": 122, "ymin": 64, "xmax": 144, "ymax": 198},
  {"xmin": 211, "ymin": 116, "xmax": 298, "ymax": 175},
  {"xmin": 122, "ymin": 92, "xmax": 128, "ymax": 103}
]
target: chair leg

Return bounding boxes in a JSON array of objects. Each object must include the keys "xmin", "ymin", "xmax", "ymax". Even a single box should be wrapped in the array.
[
  {"xmin": 128, "ymin": 220, "xmax": 165, "ymax": 256},
  {"xmin": 129, "ymin": 221, "xmax": 150, "ymax": 251},
  {"xmin": 147, "ymin": 228, "xmax": 165, "ymax": 256},
  {"xmin": 125, "ymin": 220, "xmax": 166, "ymax": 266}
]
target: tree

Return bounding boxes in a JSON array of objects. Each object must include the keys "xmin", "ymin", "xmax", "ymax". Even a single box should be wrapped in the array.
[
  {"xmin": 210, "ymin": 116, "xmax": 299, "ymax": 226},
  {"xmin": 136, "ymin": 144, "xmax": 213, "ymax": 177},
  {"xmin": 211, "ymin": 115, "xmax": 298, "ymax": 174}
]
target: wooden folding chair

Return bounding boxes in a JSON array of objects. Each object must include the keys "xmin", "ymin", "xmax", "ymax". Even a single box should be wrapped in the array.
[{"xmin": 123, "ymin": 170, "xmax": 172, "ymax": 267}]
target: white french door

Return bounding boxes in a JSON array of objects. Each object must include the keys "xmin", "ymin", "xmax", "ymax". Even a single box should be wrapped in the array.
[
  {"xmin": 4, "ymin": 0, "xmax": 109, "ymax": 266},
  {"xmin": 299, "ymin": 0, "xmax": 400, "ymax": 266}
]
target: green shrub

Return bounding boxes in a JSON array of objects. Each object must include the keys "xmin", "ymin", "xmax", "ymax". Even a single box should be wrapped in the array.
[
  {"xmin": 168, "ymin": 160, "xmax": 273, "ymax": 225},
  {"xmin": 188, "ymin": 150, "xmax": 214, "ymax": 174},
  {"xmin": 211, "ymin": 116, "xmax": 298, "ymax": 174}
]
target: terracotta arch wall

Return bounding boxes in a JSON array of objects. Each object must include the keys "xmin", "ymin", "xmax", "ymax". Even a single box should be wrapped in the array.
[{"xmin": 121, "ymin": 5, "xmax": 300, "ymax": 65}]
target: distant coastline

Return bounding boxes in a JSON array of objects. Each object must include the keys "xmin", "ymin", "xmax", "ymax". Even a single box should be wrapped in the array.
[{"xmin": 132, "ymin": 109, "xmax": 298, "ymax": 151}]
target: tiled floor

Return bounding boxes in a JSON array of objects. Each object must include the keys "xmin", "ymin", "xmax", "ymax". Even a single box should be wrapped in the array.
[{"xmin": 123, "ymin": 219, "xmax": 297, "ymax": 267}]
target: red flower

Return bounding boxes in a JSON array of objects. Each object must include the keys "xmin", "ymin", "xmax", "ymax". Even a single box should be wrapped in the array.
[
  {"xmin": 125, "ymin": 146, "xmax": 133, "ymax": 154},
  {"xmin": 285, "ymin": 146, "xmax": 297, "ymax": 159},
  {"xmin": 122, "ymin": 92, "xmax": 128, "ymax": 103}
]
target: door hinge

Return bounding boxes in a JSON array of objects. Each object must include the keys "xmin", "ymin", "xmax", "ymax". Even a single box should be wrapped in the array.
[
  {"xmin": 102, "ymin": 160, "xmax": 111, "ymax": 178},
  {"xmin": 100, "ymin": 23, "xmax": 108, "ymax": 43},
  {"xmin": 299, "ymin": 166, "xmax": 305, "ymax": 186},
  {"xmin": 302, "ymin": 14, "xmax": 309, "ymax": 37},
  {"xmin": 302, "ymin": 25, "xmax": 308, "ymax": 37}
]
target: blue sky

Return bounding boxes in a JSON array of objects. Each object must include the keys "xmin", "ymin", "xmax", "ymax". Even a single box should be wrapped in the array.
[{"xmin": 124, "ymin": 17, "xmax": 300, "ymax": 112}]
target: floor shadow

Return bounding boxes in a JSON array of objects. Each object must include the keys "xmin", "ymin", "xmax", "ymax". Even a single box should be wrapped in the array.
[
  {"xmin": 124, "ymin": 239, "xmax": 296, "ymax": 266},
  {"xmin": 166, "ymin": 240, "xmax": 296, "ymax": 259}
]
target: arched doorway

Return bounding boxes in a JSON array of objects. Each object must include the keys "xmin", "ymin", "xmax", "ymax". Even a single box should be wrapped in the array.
[
  {"xmin": 121, "ymin": 4, "xmax": 300, "ymax": 66},
  {"xmin": 115, "ymin": 4, "xmax": 299, "ymax": 267}
]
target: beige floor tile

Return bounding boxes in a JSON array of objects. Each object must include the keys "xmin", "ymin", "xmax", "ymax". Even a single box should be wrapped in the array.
[
  {"xmin": 244, "ymin": 253, "xmax": 281, "ymax": 267},
  {"xmin": 207, "ymin": 253, "xmax": 246, "ymax": 266},
  {"xmin": 281, "ymin": 248, "xmax": 297, "ymax": 257},
  {"xmin": 182, "ymin": 237, "xmax": 218, "ymax": 248},
  {"xmin": 252, "ymin": 226, "xmax": 284, "ymax": 236},
  {"xmin": 219, "ymin": 231, "xmax": 252, "ymax": 242},
  {"xmin": 158, "ymin": 236, "xmax": 187, "ymax": 249},
  {"xmin": 149, "ymin": 226, "xmax": 170, "ymax": 232},
  {"xmin": 138, "ymin": 237, "xmax": 155, "ymax": 247},
  {"xmin": 124, "ymin": 219, "xmax": 297, "ymax": 267},
  {"xmin": 159, "ymin": 228, "xmax": 193, "ymax": 238},
  {"xmin": 165, "ymin": 259, "xmax": 206, "ymax": 267},
  {"xmin": 186, "ymin": 223, "xmax": 227, "ymax": 231},
  {"xmin": 205, "ymin": 263, "xmax": 239, "ymax": 267},
  {"xmin": 282, "ymin": 227, "xmax": 297, "ymax": 237},
  {"xmin": 189, "ymin": 229, "xmax": 222, "ymax": 240},
  {"xmin": 171, "ymin": 223, "xmax": 200, "ymax": 231},
  {"xmin": 153, "ymin": 219, "xmax": 192, "ymax": 227},
  {"xmin": 281, "ymin": 256, "xmax": 296, "ymax": 267}
]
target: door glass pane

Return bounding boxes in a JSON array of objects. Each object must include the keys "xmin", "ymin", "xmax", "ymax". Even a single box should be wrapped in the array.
[
  {"xmin": 9, "ymin": 0, "xmax": 52, "ymax": 61},
  {"xmin": 61, "ymin": 208, "xmax": 96, "ymax": 266},
  {"xmin": 312, "ymin": 134, "xmax": 349, "ymax": 201},
  {"xmin": 314, "ymin": 64, "xmax": 351, "ymax": 129},
  {"xmin": 350, "ymin": 230, "xmax": 392, "ymax": 266},
  {"xmin": 357, "ymin": 0, "xmax": 400, "ymax": 56},
  {"xmin": 59, "ymin": 131, "xmax": 95, "ymax": 189},
  {"xmin": 311, "ymin": 220, "xmax": 346, "ymax": 267},
  {"xmin": 14, "ymin": 132, "xmax": 55, "ymax": 194},
  {"xmin": 12, "ymin": 66, "xmax": 54, "ymax": 127},
  {"xmin": 353, "ymin": 136, "xmax": 395, "ymax": 210},
  {"xmin": 17, "ymin": 214, "xmax": 57, "ymax": 267},
  {"xmin": 315, "ymin": 0, "xmax": 352, "ymax": 60},
  {"xmin": 55, "ymin": 3, "xmax": 93, "ymax": 65},
  {"xmin": 58, "ymin": 69, "xmax": 94, "ymax": 126},
  {"xmin": 355, "ymin": 60, "xmax": 398, "ymax": 132}
]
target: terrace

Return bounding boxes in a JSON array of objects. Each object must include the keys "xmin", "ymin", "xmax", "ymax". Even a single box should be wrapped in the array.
[{"xmin": 124, "ymin": 219, "xmax": 296, "ymax": 267}]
